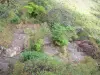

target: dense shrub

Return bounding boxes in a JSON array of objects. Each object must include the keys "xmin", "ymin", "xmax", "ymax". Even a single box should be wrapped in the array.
[
  {"xmin": 51, "ymin": 23, "xmax": 68, "ymax": 46},
  {"xmin": 24, "ymin": 59, "xmax": 63, "ymax": 75},
  {"xmin": 24, "ymin": 2, "xmax": 46, "ymax": 18},
  {"xmin": 10, "ymin": 15, "xmax": 21, "ymax": 24},
  {"xmin": 12, "ymin": 61, "xmax": 27, "ymax": 75},
  {"xmin": 24, "ymin": 30, "xmax": 43, "ymax": 52},
  {"xmin": 33, "ymin": 39, "xmax": 43, "ymax": 51},
  {"xmin": 51, "ymin": 23, "xmax": 77, "ymax": 46},
  {"xmin": 21, "ymin": 51, "xmax": 49, "ymax": 61},
  {"xmin": 27, "ymin": 38, "xmax": 43, "ymax": 52},
  {"xmin": 13, "ymin": 56, "xmax": 100, "ymax": 75}
]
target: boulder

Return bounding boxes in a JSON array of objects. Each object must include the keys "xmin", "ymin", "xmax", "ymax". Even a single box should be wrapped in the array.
[{"xmin": 75, "ymin": 40, "xmax": 98, "ymax": 59}]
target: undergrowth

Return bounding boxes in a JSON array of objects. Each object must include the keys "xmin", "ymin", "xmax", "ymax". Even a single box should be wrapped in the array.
[{"xmin": 12, "ymin": 53, "xmax": 100, "ymax": 75}]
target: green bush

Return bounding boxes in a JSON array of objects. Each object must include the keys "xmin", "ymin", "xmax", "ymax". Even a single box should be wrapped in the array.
[
  {"xmin": 21, "ymin": 51, "xmax": 49, "ymax": 61},
  {"xmin": 13, "ymin": 53, "xmax": 100, "ymax": 75},
  {"xmin": 10, "ymin": 15, "xmax": 21, "ymax": 24},
  {"xmin": 12, "ymin": 54, "xmax": 62, "ymax": 75},
  {"xmin": 51, "ymin": 23, "xmax": 68, "ymax": 46},
  {"xmin": 23, "ymin": 57, "xmax": 100, "ymax": 75},
  {"xmin": 28, "ymin": 38, "xmax": 43, "ymax": 52},
  {"xmin": 24, "ymin": 2, "xmax": 46, "ymax": 18},
  {"xmin": 33, "ymin": 39, "xmax": 43, "ymax": 51},
  {"xmin": 12, "ymin": 61, "xmax": 27, "ymax": 75},
  {"xmin": 24, "ymin": 57, "xmax": 63, "ymax": 75}
]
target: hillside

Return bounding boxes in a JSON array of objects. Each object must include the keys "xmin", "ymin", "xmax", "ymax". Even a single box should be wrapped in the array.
[{"xmin": 0, "ymin": 0, "xmax": 100, "ymax": 75}]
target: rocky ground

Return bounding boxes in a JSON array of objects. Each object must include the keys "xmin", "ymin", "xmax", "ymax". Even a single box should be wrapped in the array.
[{"xmin": 0, "ymin": 24, "xmax": 95, "ymax": 75}]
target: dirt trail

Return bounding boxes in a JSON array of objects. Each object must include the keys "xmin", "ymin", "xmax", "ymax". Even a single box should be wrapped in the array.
[{"xmin": 6, "ymin": 29, "xmax": 26, "ymax": 57}]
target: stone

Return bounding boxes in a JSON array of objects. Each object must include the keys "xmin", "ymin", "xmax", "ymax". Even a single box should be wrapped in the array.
[
  {"xmin": 67, "ymin": 43, "xmax": 86, "ymax": 62},
  {"xmin": 75, "ymin": 40, "xmax": 98, "ymax": 59}
]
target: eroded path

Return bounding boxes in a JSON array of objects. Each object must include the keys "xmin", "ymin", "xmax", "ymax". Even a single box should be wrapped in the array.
[{"xmin": 6, "ymin": 29, "xmax": 26, "ymax": 57}]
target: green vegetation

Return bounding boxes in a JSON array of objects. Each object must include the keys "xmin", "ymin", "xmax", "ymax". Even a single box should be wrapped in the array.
[
  {"xmin": 10, "ymin": 15, "xmax": 21, "ymax": 24},
  {"xmin": 51, "ymin": 23, "xmax": 77, "ymax": 46},
  {"xmin": 24, "ymin": 2, "xmax": 46, "ymax": 18},
  {"xmin": 21, "ymin": 51, "xmax": 49, "ymax": 61},
  {"xmin": 33, "ymin": 39, "xmax": 43, "ymax": 51},
  {"xmin": 24, "ymin": 23, "xmax": 50, "ymax": 52},
  {"xmin": 25, "ymin": 38, "xmax": 43, "ymax": 52},
  {"xmin": 12, "ymin": 61, "xmax": 26, "ymax": 75},
  {"xmin": 51, "ymin": 23, "xmax": 68, "ymax": 46},
  {"xmin": 1, "ymin": 0, "xmax": 100, "ymax": 75},
  {"xmin": 12, "ymin": 54, "xmax": 100, "ymax": 75}
]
